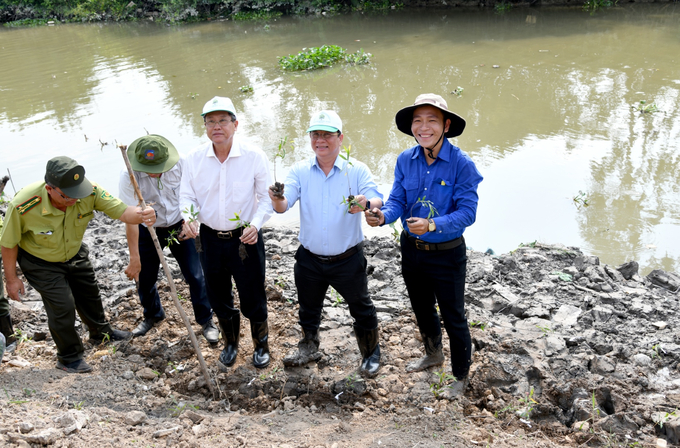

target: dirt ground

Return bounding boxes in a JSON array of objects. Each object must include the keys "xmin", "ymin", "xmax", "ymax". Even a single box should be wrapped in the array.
[{"xmin": 2, "ymin": 213, "xmax": 680, "ymax": 448}]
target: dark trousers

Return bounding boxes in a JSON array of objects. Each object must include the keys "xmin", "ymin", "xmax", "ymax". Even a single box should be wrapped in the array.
[
  {"xmin": 0, "ymin": 255, "xmax": 9, "ymax": 316},
  {"xmin": 199, "ymin": 227, "xmax": 268, "ymax": 322},
  {"xmin": 18, "ymin": 245, "xmax": 111, "ymax": 364},
  {"xmin": 400, "ymin": 234, "xmax": 471, "ymax": 379},
  {"xmin": 293, "ymin": 245, "xmax": 378, "ymax": 333},
  {"xmin": 137, "ymin": 223, "xmax": 212, "ymax": 325}
]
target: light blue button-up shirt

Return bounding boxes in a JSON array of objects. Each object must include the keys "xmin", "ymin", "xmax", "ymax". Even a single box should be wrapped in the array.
[{"xmin": 281, "ymin": 155, "xmax": 383, "ymax": 256}]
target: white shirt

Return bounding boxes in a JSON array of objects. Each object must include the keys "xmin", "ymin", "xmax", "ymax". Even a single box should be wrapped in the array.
[
  {"xmin": 180, "ymin": 138, "xmax": 273, "ymax": 231},
  {"xmin": 118, "ymin": 160, "xmax": 183, "ymax": 228}
]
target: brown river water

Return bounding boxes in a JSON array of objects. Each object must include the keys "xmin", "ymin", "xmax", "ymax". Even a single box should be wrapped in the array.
[{"xmin": 1, "ymin": 5, "xmax": 679, "ymax": 274}]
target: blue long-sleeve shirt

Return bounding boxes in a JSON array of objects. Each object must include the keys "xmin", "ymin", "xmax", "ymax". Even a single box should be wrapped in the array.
[{"xmin": 381, "ymin": 139, "xmax": 483, "ymax": 243}]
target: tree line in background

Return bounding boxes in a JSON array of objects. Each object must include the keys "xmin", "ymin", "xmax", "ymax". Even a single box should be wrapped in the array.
[{"xmin": 0, "ymin": 0, "xmax": 408, "ymax": 24}]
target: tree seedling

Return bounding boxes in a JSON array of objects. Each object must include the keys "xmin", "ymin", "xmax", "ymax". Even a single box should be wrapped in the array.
[
  {"xmin": 270, "ymin": 136, "xmax": 292, "ymax": 199},
  {"xmin": 329, "ymin": 287, "xmax": 344, "ymax": 307},
  {"xmin": 229, "ymin": 211, "xmax": 251, "ymax": 262},
  {"xmin": 183, "ymin": 204, "xmax": 201, "ymax": 252},
  {"xmin": 407, "ymin": 195, "xmax": 438, "ymax": 226},
  {"xmin": 469, "ymin": 320, "xmax": 487, "ymax": 330},
  {"xmin": 430, "ymin": 370, "xmax": 455, "ymax": 398},
  {"xmin": 338, "ymin": 145, "xmax": 365, "ymax": 212},
  {"xmin": 166, "ymin": 228, "xmax": 181, "ymax": 247}
]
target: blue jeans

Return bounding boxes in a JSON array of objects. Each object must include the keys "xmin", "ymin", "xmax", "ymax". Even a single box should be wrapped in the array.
[
  {"xmin": 137, "ymin": 222, "xmax": 213, "ymax": 325},
  {"xmin": 400, "ymin": 234, "xmax": 471, "ymax": 379}
]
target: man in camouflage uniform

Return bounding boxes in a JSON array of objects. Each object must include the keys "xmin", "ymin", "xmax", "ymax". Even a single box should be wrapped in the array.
[{"xmin": 1, "ymin": 156, "xmax": 157, "ymax": 373}]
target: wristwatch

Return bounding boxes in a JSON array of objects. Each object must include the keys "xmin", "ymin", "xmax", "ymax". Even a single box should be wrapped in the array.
[
  {"xmin": 428, "ymin": 218, "xmax": 436, "ymax": 232},
  {"xmin": 366, "ymin": 200, "xmax": 371, "ymax": 211}
]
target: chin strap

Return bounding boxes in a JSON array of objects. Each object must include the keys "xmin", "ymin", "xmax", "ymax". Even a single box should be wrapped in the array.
[{"xmin": 417, "ymin": 130, "xmax": 445, "ymax": 160}]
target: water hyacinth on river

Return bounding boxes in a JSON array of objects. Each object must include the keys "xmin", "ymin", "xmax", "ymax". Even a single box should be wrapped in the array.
[{"xmin": 1, "ymin": 5, "xmax": 680, "ymax": 275}]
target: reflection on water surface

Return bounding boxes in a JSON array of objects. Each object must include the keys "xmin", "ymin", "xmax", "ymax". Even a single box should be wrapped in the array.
[{"xmin": 1, "ymin": 5, "xmax": 679, "ymax": 274}]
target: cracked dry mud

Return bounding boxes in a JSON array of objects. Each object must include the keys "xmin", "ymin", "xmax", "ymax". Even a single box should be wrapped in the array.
[{"xmin": 2, "ymin": 213, "xmax": 680, "ymax": 448}]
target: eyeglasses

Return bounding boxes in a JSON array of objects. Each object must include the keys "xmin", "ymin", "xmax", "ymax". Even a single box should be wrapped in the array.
[
  {"xmin": 310, "ymin": 132, "xmax": 339, "ymax": 141},
  {"xmin": 49, "ymin": 186, "xmax": 71, "ymax": 200},
  {"xmin": 205, "ymin": 119, "xmax": 233, "ymax": 128}
]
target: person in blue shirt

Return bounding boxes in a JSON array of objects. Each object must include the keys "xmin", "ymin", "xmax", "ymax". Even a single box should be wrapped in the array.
[
  {"xmin": 366, "ymin": 93, "xmax": 483, "ymax": 395},
  {"xmin": 269, "ymin": 110, "xmax": 384, "ymax": 376}
]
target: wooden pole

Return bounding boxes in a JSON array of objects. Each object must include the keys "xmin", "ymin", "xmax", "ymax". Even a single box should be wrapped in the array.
[{"xmin": 118, "ymin": 146, "xmax": 217, "ymax": 397}]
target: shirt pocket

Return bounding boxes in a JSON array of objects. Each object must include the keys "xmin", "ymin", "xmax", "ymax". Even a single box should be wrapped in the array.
[
  {"xmin": 74, "ymin": 213, "xmax": 93, "ymax": 240},
  {"xmin": 430, "ymin": 178, "xmax": 454, "ymax": 207},
  {"xmin": 231, "ymin": 181, "xmax": 252, "ymax": 206},
  {"xmin": 31, "ymin": 227, "xmax": 57, "ymax": 249},
  {"xmin": 403, "ymin": 178, "xmax": 420, "ymax": 207}
]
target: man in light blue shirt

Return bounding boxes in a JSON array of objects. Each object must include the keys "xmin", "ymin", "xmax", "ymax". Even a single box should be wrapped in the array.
[
  {"xmin": 366, "ymin": 93, "xmax": 483, "ymax": 397},
  {"xmin": 269, "ymin": 110, "xmax": 384, "ymax": 376}
]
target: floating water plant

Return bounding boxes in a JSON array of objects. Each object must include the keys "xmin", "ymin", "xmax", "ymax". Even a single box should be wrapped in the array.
[{"xmin": 278, "ymin": 45, "xmax": 372, "ymax": 72}]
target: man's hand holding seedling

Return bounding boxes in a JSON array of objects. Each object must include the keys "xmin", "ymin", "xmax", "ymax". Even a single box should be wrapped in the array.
[
  {"xmin": 405, "ymin": 217, "xmax": 429, "ymax": 236},
  {"xmin": 268, "ymin": 185, "xmax": 288, "ymax": 213},
  {"xmin": 240, "ymin": 226, "xmax": 259, "ymax": 245},
  {"xmin": 348, "ymin": 194, "xmax": 369, "ymax": 214},
  {"xmin": 364, "ymin": 207, "xmax": 385, "ymax": 227}
]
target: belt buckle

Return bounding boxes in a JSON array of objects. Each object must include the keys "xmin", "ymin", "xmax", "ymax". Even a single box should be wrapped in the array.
[
  {"xmin": 317, "ymin": 255, "xmax": 332, "ymax": 262},
  {"xmin": 415, "ymin": 239, "xmax": 429, "ymax": 251},
  {"xmin": 216, "ymin": 231, "xmax": 232, "ymax": 239}
]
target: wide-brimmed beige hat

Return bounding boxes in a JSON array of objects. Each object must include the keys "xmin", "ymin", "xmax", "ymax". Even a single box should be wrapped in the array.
[{"xmin": 395, "ymin": 93, "xmax": 466, "ymax": 138}]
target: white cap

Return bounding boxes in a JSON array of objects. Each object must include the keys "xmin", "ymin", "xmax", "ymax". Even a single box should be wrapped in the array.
[
  {"xmin": 307, "ymin": 110, "xmax": 342, "ymax": 134},
  {"xmin": 202, "ymin": 96, "xmax": 237, "ymax": 116}
]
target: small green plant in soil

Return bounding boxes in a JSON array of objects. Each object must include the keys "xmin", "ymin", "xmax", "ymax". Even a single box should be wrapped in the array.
[
  {"xmin": 339, "ymin": 145, "xmax": 366, "ymax": 212},
  {"xmin": 430, "ymin": 370, "xmax": 455, "ymax": 398},
  {"xmin": 573, "ymin": 190, "xmax": 590, "ymax": 208},
  {"xmin": 270, "ymin": 136, "xmax": 292, "ymax": 198},
  {"xmin": 239, "ymin": 85, "xmax": 254, "ymax": 93},
  {"xmin": 635, "ymin": 100, "xmax": 659, "ymax": 114},
  {"xmin": 654, "ymin": 409, "xmax": 678, "ymax": 428},
  {"xmin": 183, "ymin": 204, "xmax": 201, "ymax": 252},
  {"xmin": 278, "ymin": 45, "xmax": 372, "ymax": 72},
  {"xmin": 12, "ymin": 328, "xmax": 32, "ymax": 344},
  {"xmin": 651, "ymin": 343, "xmax": 665, "ymax": 359},
  {"xmin": 329, "ymin": 287, "xmax": 344, "ymax": 307},
  {"xmin": 170, "ymin": 402, "xmax": 198, "ymax": 417},
  {"xmin": 536, "ymin": 325, "xmax": 553, "ymax": 335},
  {"xmin": 229, "ymin": 211, "xmax": 251, "ymax": 261},
  {"xmin": 469, "ymin": 320, "xmax": 487, "ymax": 330}
]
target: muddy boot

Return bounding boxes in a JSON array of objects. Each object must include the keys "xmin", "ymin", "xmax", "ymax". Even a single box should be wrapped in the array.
[
  {"xmin": 282, "ymin": 329, "xmax": 322, "ymax": 367},
  {"xmin": 440, "ymin": 375, "xmax": 469, "ymax": 400},
  {"xmin": 354, "ymin": 325, "xmax": 381, "ymax": 377},
  {"xmin": 217, "ymin": 314, "xmax": 240, "ymax": 367},
  {"xmin": 0, "ymin": 313, "xmax": 17, "ymax": 354},
  {"xmin": 406, "ymin": 331, "xmax": 444, "ymax": 372},
  {"xmin": 0, "ymin": 333, "xmax": 5, "ymax": 360},
  {"xmin": 251, "ymin": 319, "xmax": 270, "ymax": 369}
]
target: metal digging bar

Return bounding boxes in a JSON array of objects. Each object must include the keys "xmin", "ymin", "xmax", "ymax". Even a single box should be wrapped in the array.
[{"xmin": 118, "ymin": 145, "xmax": 217, "ymax": 397}]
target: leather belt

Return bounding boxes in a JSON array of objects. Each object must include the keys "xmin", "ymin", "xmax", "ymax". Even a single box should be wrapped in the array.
[
  {"xmin": 307, "ymin": 243, "xmax": 362, "ymax": 263},
  {"xmin": 201, "ymin": 224, "xmax": 244, "ymax": 240},
  {"xmin": 404, "ymin": 231, "xmax": 463, "ymax": 251}
]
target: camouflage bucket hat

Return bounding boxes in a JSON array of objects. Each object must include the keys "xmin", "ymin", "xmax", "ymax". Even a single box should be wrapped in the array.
[{"xmin": 127, "ymin": 135, "xmax": 180, "ymax": 174}]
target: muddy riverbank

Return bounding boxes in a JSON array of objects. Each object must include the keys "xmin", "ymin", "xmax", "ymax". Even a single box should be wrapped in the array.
[{"xmin": 1, "ymin": 212, "xmax": 680, "ymax": 447}]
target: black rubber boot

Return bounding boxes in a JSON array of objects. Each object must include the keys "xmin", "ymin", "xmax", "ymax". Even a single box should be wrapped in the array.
[
  {"xmin": 0, "ymin": 313, "xmax": 16, "ymax": 346},
  {"xmin": 282, "ymin": 329, "xmax": 322, "ymax": 367},
  {"xmin": 354, "ymin": 325, "xmax": 381, "ymax": 377},
  {"xmin": 250, "ymin": 319, "xmax": 270, "ymax": 369},
  {"xmin": 218, "ymin": 314, "xmax": 240, "ymax": 367},
  {"xmin": 406, "ymin": 331, "xmax": 444, "ymax": 372}
]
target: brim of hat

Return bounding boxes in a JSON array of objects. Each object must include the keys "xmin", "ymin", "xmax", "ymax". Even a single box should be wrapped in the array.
[
  {"xmin": 395, "ymin": 105, "xmax": 466, "ymax": 138},
  {"xmin": 127, "ymin": 135, "xmax": 180, "ymax": 174},
  {"xmin": 307, "ymin": 125, "xmax": 340, "ymax": 133},
  {"xmin": 61, "ymin": 177, "xmax": 94, "ymax": 199},
  {"xmin": 201, "ymin": 107, "xmax": 236, "ymax": 117}
]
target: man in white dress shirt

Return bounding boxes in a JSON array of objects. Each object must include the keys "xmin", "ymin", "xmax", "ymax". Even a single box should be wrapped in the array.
[
  {"xmin": 119, "ymin": 135, "xmax": 218, "ymax": 342},
  {"xmin": 269, "ymin": 110, "xmax": 384, "ymax": 376},
  {"xmin": 180, "ymin": 97, "xmax": 273, "ymax": 369}
]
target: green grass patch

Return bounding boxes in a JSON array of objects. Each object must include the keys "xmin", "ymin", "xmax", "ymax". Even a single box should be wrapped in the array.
[{"xmin": 3, "ymin": 18, "xmax": 50, "ymax": 27}]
